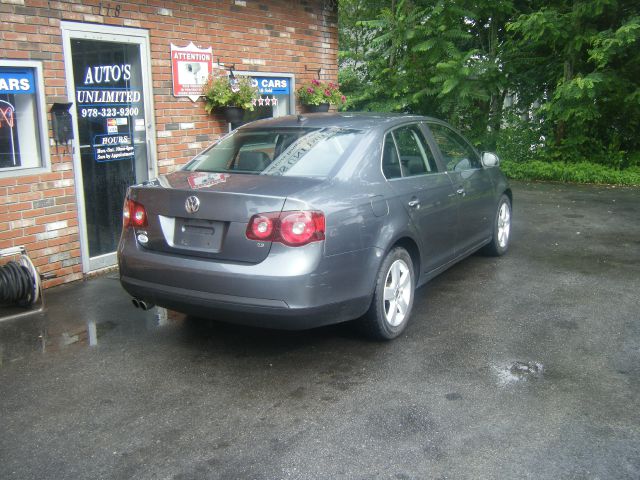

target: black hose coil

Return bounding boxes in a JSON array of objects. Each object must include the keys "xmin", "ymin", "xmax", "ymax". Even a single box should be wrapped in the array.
[{"xmin": 0, "ymin": 260, "xmax": 37, "ymax": 307}]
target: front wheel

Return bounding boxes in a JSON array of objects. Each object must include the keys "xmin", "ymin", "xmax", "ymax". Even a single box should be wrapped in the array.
[
  {"xmin": 483, "ymin": 194, "xmax": 511, "ymax": 256},
  {"xmin": 359, "ymin": 247, "xmax": 415, "ymax": 340}
]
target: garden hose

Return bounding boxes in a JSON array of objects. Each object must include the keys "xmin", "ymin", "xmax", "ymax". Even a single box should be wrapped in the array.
[{"xmin": 0, "ymin": 254, "xmax": 39, "ymax": 307}]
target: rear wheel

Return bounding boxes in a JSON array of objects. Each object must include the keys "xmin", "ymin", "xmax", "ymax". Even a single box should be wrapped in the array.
[
  {"xmin": 360, "ymin": 247, "xmax": 415, "ymax": 340},
  {"xmin": 483, "ymin": 194, "xmax": 511, "ymax": 256}
]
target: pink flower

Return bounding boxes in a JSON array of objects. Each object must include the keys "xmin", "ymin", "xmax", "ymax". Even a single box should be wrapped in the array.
[
  {"xmin": 311, "ymin": 79, "xmax": 320, "ymax": 86},
  {"xmin": 307, "ymin": 87, "xmax": 315, "ymax": 94},
  {"xmin": 341, "ymin": 95, "xmax": 346, "ymax": 103},
  {"xmin": 324, "ymin": 89, "xmax": 331, "ymax": 97}
]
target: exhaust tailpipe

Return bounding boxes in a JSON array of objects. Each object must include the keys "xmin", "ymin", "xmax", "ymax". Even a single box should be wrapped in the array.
[
  {"xmin": 138, "ymin": 300, "xmax": 155, "ymax": 311},
  {"xmin": 131, "ymin": 298, "xmax": 154, "ymax": 310}
]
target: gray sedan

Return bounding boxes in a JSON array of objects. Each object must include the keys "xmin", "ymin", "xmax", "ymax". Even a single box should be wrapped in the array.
[{"xmin": 118, "ymin": 113, "xmax": 512, "ymax": 339}]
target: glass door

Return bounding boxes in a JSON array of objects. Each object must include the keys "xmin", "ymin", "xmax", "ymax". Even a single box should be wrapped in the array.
[{"xmin": 62, "ymin": 23, "xmax": 156, "ymax": 272}]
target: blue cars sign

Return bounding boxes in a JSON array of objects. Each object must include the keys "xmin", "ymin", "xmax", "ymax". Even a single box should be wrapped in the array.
[
  {"xmin": 252, "ymin": 77, "xmax": 290, "ymax": 95},
  {"xmin": 0, "ymin": 68, "xmax": 35, "ymax": 95}
]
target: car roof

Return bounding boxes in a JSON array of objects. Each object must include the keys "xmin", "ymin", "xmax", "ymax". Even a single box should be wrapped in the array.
[{"xmin": 239, "ymin": 112, "xmax": 441, "ymax": 133}]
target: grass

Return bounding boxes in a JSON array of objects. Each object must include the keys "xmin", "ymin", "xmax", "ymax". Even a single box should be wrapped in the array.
[{"xmin": 500, "ymin": 160, "xmax": 640, "ymax": 186}]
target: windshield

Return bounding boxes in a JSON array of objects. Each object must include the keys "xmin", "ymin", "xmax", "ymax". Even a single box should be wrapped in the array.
[{"xmin": 183, "ymin": 127, "xmax": 363, "ymax": 178}]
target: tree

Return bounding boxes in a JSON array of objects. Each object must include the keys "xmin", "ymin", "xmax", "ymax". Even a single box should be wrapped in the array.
[
  {"xmin": 339, "ymin": 0, "xmax": 640, "ymax": 167},
  {"xmin": 507, "ymin": 0, "xmax": 640, "ymax": 165},
  {"xmin": 339, "ymin": 0, "xmax": 518, "ymax": 148}
]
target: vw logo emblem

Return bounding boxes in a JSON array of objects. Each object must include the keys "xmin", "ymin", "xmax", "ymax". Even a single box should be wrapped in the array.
[{"xmin": 185, "ymin": 196, "xmax": 200, "ymax": 214}]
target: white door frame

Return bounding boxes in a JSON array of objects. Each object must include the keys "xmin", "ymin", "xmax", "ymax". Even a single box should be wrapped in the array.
[{"xmin": 61, "ymin": 21, "xmax": 157, "ymax": 273}]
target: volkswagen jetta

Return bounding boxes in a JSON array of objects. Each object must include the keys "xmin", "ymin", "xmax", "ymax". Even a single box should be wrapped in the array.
[{"xmin": 118, "ymin": 113, "xmax": 512, "ymax": 339}]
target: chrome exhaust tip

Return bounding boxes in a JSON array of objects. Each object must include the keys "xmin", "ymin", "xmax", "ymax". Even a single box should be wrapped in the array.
[
  {"xmin": 138, "ymin": 300, "xmax": 155, "ymax": 311},
  {"xmin": 132, "ymin": 298, "xmax": 140, "ymax": 309}
]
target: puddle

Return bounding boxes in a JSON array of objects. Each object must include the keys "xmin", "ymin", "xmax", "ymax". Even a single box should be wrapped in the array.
[
  {"xmin": 0, "ymin": 307, "xmax": 179, "ymax": 368},
  {"xmin": 494, "ymin": 360, "xmax": 544, "ymax": 386}
]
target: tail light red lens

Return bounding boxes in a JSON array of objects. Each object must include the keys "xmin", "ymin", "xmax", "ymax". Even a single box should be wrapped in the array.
[
  {"xmin": 279, "ymin": 211, "xmax": 325, "ymax": 246},
  {"xmin": 247, "ymin": 213, "xmax": 277, "ymax": 240},
  {"xmin": 123, "ymin": 198, "xmax": 148, "ymax": 228},
  {"xmin": 246, "ymin": 210, "xmax": 325, "ymax": 247}
]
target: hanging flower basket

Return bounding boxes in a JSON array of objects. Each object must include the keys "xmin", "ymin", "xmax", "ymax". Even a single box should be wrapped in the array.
[
  {"xmin": 296, "ymin": 78, "xmax": 346, "ymax": 111},
  {"xmin": 202, "ymin": 75, "xmax": 258, "ymax": 122},
  {"xmin": 218, "ymin": 106, "xmax": 245, "ymax": 123},
  {"xmin": 303, "ymin": 103, "xmax": 330, "ymax": 113}
]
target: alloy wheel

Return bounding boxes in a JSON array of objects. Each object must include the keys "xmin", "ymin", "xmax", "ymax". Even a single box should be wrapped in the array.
[
  {"xmin": 383, "ymin": 259, "xmax": 412, "ymax": 327},
  {"xmin": 497, "ymin": 201, "xmax": 511, "ymax": 248}
]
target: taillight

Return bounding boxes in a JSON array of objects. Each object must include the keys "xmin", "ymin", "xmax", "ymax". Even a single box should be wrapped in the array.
[
  {"xmin": 123, "ymin": 198, "xmax": 147, "ymax": 228},
  {"xmin": 279, "ymin": 211, "xmax": 325, "ymax": 246},
  {"xmin": 246, "ymin": 210, "xmax": 325, "ymax": 247},
  {"xmin": 247, "ymin": 213, "xmax": 278, "ymax": 240}
]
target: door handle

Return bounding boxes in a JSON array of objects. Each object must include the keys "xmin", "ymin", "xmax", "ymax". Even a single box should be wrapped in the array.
[
  {"xmin": 407, "ymin": 198, "xmax": 421, "ymax": 209},
  {"xmin": 456, "ymin": 188, "xmax": 466, "ymax": 197}
]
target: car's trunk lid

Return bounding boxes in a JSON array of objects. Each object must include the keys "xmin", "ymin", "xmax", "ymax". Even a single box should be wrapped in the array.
[{"xmin": 128, "ymin": 171, "xmax": 323, "ymax": 263}]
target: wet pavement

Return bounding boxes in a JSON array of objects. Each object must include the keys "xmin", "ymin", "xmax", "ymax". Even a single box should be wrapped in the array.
[{"xmin": 1, "ymin": 181, "xmax": 639, "ymax": 479}]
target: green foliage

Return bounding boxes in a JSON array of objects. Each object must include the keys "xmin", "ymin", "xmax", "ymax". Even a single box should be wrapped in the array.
[
  {"xmin": 296, "ymin": 78, "xmax": 346, "ymax": 106},
  {"xmin": 202, "ymin": 75, "xmax": 258, "ymax": 113},
  {"xmin": 339, "ymin": 0, "xmax": 640, "ymax": 183},
  {"xmin": 505, "ymin": 1, "xmax": 640, "ymax": 165},
  {"xmin": 501, "ymin": 160, "xmax": 640, "ymax": 186},
  {"xmin": 496, "ymin": 111, "xmax": 548, "ymax": 164}
]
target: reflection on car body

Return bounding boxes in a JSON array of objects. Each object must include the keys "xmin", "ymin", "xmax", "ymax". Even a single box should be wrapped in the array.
[{"xmin": 118, "ymin": 113, "xmax": 512, "ymax": 339}]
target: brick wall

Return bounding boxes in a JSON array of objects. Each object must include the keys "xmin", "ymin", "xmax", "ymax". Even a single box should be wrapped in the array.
[{"xmin": 0, "ymin": 0, "xmax": 338, "ymax": 288}]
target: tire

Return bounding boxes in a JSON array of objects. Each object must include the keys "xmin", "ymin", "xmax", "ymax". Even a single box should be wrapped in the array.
[
  {"xmin": 483, "ymin": 194, "xmax": 512, "ymax": 256},
  {"xmin": 360, "ymin": 247, "xmax": 415, "ymax": 340}
]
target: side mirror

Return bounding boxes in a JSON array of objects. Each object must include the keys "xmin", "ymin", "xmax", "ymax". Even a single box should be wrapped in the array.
[
  {"xmin": 481, "ymin": 152, "xmax": 500, "ymax": 167},
  {"xmin": 454, "ymin": 158, "xmax": 471, "ymax": 172}
]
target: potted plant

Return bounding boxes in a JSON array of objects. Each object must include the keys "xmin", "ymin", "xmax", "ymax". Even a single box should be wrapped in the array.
[
  {"xmin": 296, "ymin": 78, "xmax": 346, "ymax": 112},
  {"xmin": 202, "ymin": 75, "xmax": 259, "ymax": 123}
]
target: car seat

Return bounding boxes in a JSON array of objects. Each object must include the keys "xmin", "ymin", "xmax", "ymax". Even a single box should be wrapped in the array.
[{"xmin": 236, "ymin": 151, "xmax": 270, "ymax": 172}]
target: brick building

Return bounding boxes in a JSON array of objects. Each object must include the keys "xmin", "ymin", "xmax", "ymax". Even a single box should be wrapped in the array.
[{"xmin": 0, "ymin": 0, "xmax": 338, "ymax": 287}]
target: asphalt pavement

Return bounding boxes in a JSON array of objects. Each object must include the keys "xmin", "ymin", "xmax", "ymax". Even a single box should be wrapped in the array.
[{"xmin": 1, "ymin": 181, "xmax": 639, "ymax": 479}]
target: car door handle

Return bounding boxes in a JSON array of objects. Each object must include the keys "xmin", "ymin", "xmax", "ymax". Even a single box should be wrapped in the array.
[
  {"xmin": 456, "ymin": 188, "xmax": 466, "ymax": 197},
  {"xmin": 407, "ymin": 198, "xmax": 421, "ymax": 209}
]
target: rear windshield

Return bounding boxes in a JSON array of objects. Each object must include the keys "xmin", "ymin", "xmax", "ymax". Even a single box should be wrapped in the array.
[{"xmin": 183, "ymin": 127, "xmax": 363, "ymax": 178}]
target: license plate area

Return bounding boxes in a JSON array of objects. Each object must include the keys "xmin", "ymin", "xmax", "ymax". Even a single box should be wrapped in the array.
[{"xmin": 173, "ymin": 218, "xmax": 225, "ymax": 252}]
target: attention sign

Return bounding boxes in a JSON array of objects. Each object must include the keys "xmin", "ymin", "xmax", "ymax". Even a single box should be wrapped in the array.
[{"xmin": 171, "ymin": 42, "xmax": 213, "ymax": 102}]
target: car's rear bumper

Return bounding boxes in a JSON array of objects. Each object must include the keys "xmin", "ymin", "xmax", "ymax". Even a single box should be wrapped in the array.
[
  {"xmin": 121, "ymin": 275, "xmax": 370, "ymax": 329},
  {"xmin": 118, "ymin": 232, "xmax": 382, "ymax": 329}
]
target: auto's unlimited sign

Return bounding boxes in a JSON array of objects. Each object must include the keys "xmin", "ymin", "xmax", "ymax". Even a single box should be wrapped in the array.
[
  {"xmin": 75, "ymin": 63, "xmax": 139, "ymax": 163},
  {"xmin": 171, "ymin": 42, "xmax": 213, "ymax": 102}
]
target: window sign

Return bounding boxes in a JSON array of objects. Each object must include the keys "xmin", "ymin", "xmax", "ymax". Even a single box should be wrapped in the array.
[
  {"xmin": 251, "ymin": 77, "xmax": 290, "ymax": 95},
  {"xmin": 75, "ymin": 62, "xmax": 139, "ymax": 163},
  {"xmin": 0, "ymin": 68, "xmax": 35, "ymax": 94},
  {"xmin": 230, "ymin": 73, "xmax": 294, "ymax": 129},
  {"xmin": 70, "ymin": 38, "xmax": 150, "ymax": 258},
  {"xmin": 171, "ymin": 42, "xmax": 213, "ymax": 102},
  {"xmin": 0, "ymin": 62, "xmax": 49, "ymax": 176}
]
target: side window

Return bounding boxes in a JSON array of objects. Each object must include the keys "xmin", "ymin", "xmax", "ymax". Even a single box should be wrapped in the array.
[
  {"xmin": 0, "ymin": 61, "xmax": 50, "ymax": 178},
  {"xmin": 428, "ymin": 123, "xmax": 481, "ymax": 171},
  {"xmin": 393, "ymin": 125, "xmax": 438, "ymax": 176},
  {"xmin": 382, "ymin": 132, "xmax": 402, "ymax": 179},
  {"xmin": 382, "ymin": 125, "xmax": 438, "ymax": 180}
]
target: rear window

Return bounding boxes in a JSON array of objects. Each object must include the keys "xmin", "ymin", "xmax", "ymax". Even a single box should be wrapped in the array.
[{"xmin": 183, "ymin": 127, "xmax": 363, "ymax": 178}]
